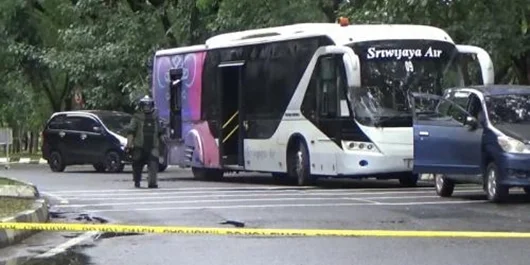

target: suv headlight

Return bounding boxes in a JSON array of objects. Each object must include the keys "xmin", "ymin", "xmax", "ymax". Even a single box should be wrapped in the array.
[{"xmin": 497, "ymin": 136, "xmax": 530, "ymax": 154}]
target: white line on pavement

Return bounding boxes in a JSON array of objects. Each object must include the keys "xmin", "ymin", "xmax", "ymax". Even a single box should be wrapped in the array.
[
  {"xmin": 44, "ymin": 184, "xmax": 478, "ymax": 194},
  {"xmin": 55, "ymin": 196, "xmax": 360, "ymax": 208},
  {"xmin": 54, "ymin": 194, "xmax": 476, "ymax": 208},
  {"xmin": 62, "ymin": 189, "xmax": 482, "ymax": 201},
  {"xmin": 84, "ymin": 200, "xmax": 487, "ymax": 213},
  {"xmin": 41, "ymin": 192, "xmax": 69, "ymax": 204},
  {"xmin": 48, "ymin": 188, "xmax": 483, "ymax": 199},
  {"xmin": 34, "ymin": 231, "xmax": 99, "ymax": 258}
]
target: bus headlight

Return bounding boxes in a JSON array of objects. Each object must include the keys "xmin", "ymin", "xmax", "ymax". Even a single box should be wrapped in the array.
[
  {"xmin": 497, "ymin": 136, "xmax": 530, "ymax": 154},
  {"xmin": 342, "ymin": 141, "xmax": 379, "ymax": 153}
]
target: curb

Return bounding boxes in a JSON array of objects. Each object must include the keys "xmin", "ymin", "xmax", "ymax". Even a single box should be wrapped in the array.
[
  {"xmin": 0, "ymin": 177, "xmax": 49, "ymax": 249},
  {"xmin": 0, "ymin": 158, "xmax": 47, "ymax": 165},
  {"xmin": 0, "ymin": 199, "xmax": 49, "ymax": 249}
]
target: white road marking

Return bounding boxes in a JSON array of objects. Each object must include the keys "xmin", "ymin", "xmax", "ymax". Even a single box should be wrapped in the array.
[
  {"xmin": 50, "ymin": 188, "xmax": 483, "ymax": 199},
  {"xmin": 41, "ymin": 192, "xmax": 69, "ymax": 204},
  {"xmin": 34, "ymin": 231, "xmax": 99, "ymax": 258},
  {"xmin": 55, "ymin": 194, "xmax": 480, "ymax": 208},
  {"xmin": 55, "ymin": 197, "xmax": 363, "ymax": 208},
  {"xmin": 84, "ymin": 200, "xmax": 488, "ymax": 213},
  {"xmin": 61, "ymin": 189, "xmax": 482, "ymax": 202},
  {"xmin": 44, "ymin": 184, "xmax": 480, "ymax": 194}
]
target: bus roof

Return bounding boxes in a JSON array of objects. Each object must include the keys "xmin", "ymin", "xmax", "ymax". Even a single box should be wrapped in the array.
[
  {"xmin": 155, "ymin": 44, "xmax": 207, "ymax": 57},
  {"xmin": 205, "ymin": 23, "xmax": 454, "ymax": 49}
]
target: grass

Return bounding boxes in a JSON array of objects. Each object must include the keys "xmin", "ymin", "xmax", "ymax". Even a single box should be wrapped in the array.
[
  {"xmin": 0, "ymin": 177, "xmax": 34, "ymax": 218},
  {"xmin": 8, "ymin": 152, "xmax": 42, "ymax": 160},
  {"xmin": 0, "ymin": 197, "xmax": 34, "ymax": 218},
  {"xmin": 0, "ymin": 177, "xmax": 24, "ymax": 186}
]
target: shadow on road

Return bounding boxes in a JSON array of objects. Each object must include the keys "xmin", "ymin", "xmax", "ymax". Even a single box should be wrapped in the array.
[{"xmin": 158, "ymin": 174, "xmax": 435, "ymax": 190}]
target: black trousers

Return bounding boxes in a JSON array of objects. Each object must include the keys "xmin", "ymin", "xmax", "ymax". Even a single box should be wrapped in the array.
[{"xmin": 131, "ymin": 148, "xmax": 158, "ymax": 186}]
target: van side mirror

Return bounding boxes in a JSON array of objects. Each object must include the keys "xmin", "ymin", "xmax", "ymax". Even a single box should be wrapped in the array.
[
  {"xmin": 93, "ymin": 126, "xmax": 105, "ymax": 134},
  {"xmin": 465, "ymin": 116, "xmax": 478, "ymax": 130}
]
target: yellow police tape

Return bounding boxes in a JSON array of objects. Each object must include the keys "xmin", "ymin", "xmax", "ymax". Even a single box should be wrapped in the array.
[{"xmin": 2, "ymin": 222, "xmax": 530, "ymax": 238}]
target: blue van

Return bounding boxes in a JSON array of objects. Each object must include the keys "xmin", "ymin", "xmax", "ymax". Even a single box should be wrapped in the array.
[{"xmin": 411, "ymin": 85, "xmax": 530, "ymax": 202}]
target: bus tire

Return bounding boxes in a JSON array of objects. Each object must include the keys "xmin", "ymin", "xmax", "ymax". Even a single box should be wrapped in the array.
[
  {"xmin": 192, "ymin": 167, "xmax": 224, "ymax": 181},
  {"xmin": 398, "ymin": 172, "xmax": 418, "ymax": 187},
  {"xmin": 288, "ymin": 140, "xmax": 314, "ymax": 186}
]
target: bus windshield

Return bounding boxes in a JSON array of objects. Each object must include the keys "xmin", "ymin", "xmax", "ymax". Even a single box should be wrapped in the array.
[{"xmin": 346, "ymin": 39, "xmax": 462, "ymax": 127}]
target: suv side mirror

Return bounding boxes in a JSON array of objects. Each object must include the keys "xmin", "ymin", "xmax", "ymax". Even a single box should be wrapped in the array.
[
  {"xmin": 93, "ymin": 126, "xmax": 103, "ymax": 133},
  {"xmin": 465, "ymin": 116, "xmax": 478, "ymax": 130}
]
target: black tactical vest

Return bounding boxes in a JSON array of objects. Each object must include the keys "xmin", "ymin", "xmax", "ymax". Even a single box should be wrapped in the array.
[{"xmin": 143, "ymin": 113, "xmax": 156, "ymax": 149}]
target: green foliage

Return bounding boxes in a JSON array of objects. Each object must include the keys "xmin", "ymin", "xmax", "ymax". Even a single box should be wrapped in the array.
[{"xmin": 0, "ymin": 0, "xmax": 527, "ymax": 138}]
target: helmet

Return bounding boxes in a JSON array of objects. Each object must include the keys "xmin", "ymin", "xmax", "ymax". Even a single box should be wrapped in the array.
[{"xmin": 138, "ymin": 95, "xmax": 155, "ymax": 113}]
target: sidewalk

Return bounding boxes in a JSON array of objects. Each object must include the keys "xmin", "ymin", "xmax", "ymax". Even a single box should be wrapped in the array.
[
  {"xmin": 0, "ymin": 158, "xmax": 47, "ymax": 165},
  {"xmin": 0, "ymin": 177, "xmax": 49, "ymax": 249}
]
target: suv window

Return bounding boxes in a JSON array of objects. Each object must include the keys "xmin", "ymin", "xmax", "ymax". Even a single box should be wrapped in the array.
[{"xmin": 47, "ymin": 115, "xmax": 67, "ymax": 130}]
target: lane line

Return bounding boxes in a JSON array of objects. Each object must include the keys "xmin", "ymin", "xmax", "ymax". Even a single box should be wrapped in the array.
[
  {"xmin": 62, "ymin": 189, "xmax": 483, "ymax": 201},
  {"xmin": 55, "ymin": 197, "xmax": 364, "ymax": 208},
  {"xmin": 43, "ymin": 185, "xmax": 475, "ymax": 194},
  {"xmin": 41, "ymin": 192, "xmax": 69, "ymax": 204},
  {"xmin": 82, "ymin": 200, "xmax": 488, "ymax": 213},
  {"xmin": 52, "ymin": 188, "xmax": 483, "ymax": 199},
  {"xmin": 34, "ymin": 231, "xmax": 99, "ymax": 258}
]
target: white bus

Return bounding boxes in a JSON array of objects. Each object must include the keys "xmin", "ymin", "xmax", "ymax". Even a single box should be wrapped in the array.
[{"xmin": 152, "ymin": 20, "xmax": 495, "ymax": 186}]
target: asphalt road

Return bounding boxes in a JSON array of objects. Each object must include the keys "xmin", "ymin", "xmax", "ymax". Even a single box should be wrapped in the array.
[{"xmin": 2, "ymin": 164, "xmax": 530, "ymax": 265}]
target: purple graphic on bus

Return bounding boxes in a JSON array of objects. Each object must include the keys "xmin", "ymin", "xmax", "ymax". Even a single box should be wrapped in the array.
[{"xmin": 152, "ymin": 51, "xmax": 220, "ymax": 168}]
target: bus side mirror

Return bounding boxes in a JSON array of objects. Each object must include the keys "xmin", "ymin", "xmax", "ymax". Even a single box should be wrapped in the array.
[
  {"xmin": 342, "ymin": 52, "xmax": 361, "ymax": 88},
  {"xmin": 456, "ymin": 45, "xmax": 494, "ymax": 86}
]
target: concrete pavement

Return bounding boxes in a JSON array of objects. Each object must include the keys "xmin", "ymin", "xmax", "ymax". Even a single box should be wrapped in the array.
[{"xmin": 1, "ymin": 164, "xmax": 530, "ymax": 265}]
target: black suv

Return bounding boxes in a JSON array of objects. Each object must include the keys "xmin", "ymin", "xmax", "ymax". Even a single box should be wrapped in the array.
[{"xmin": 42, "ymin": 110, "xmax": 159, "ymax": 173}]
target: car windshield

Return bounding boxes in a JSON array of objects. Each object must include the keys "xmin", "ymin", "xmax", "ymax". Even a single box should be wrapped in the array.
[
  {"xmin": 346, "ymin": 39, "xmax": 462, "ymax": 127},
  {"xmin": 97, "ymin": 112, "xmax": 132, "ymax": 137},
  {"xmin": 485, "ymin": 94, "xmax": 530, "ymax": 125}
]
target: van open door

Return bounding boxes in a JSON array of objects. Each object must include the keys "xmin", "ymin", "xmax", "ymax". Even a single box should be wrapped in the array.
[
  {"xmin": 411, "ymin": 92, "xmax": 483, "ymax": 175},
  {"xmin": 168, "ymin": 68, "xmax": 183, "ymax": 140}
]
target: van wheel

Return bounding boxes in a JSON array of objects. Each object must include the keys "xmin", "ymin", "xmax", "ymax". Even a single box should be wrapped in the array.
[
  {"xmin": 398, "ymin": 173, "xmax": 419, "ymax": 187},
  {"xmin": 49, "ymin": 151, "xmax": 66, "ymax": 172},
  {"xmin": 289, "ymin": 141, "xmax": 314, "ymax": 186},
  {"xmin": 435, "ymin": 174, "xmax": 454, "ymax": 197},
  {"xmin": 105, "ymin": 151, "xmax": 124, "ymax": 173},
  {"xmin": 486, "ymin": 162, "xmax": 508, "ymax": 203},
  {"xmin": 192, "ymin": 167, "xmax": 223, "ymax": 181}
]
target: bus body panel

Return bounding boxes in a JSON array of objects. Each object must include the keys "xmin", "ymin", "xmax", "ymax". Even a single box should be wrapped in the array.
[{"xmin": 152, "ymin": 49, "xmax": 221, "ymax": 169}]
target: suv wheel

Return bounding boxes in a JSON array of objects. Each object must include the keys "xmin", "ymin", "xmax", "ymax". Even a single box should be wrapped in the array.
[
  {"xmin": 104, "ymin": 151, "xmax": 124, "ymax": 173},
  {"xmin": 49, "ymin": 151, "xmax": 66, "ymax": 172},
  {"xmin": 93, "ymin": 163, "xmax": 106, "ymax": 172}
]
